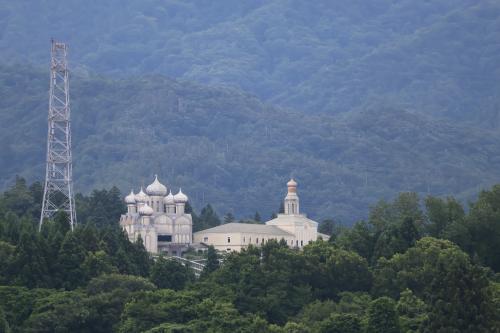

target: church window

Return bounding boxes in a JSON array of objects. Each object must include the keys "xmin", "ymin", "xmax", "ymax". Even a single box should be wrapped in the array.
[
  {"xmin": 300, "ymin": 240, "xmax": 303, "ymax": 246},
  {"xmin": 256, "ymin": 238, "xmax": 259, "ymax": 244},
  {"xmin": 227, "ymin": 237, "xmax": 231, "ymax": 243},
  {"xmin": 156, "ymin": 201, "xmax": 159, "ymax": 211},
  {"xmin": 243, "ymin": 237, "xmax": 246, "ymax": 243},
  {"xmin": 158, "ymin": 235, "xmax": 172, "ymax": 242},
  {"xmin": 204, "ymin": 237, "xmax": 208, "ymax": 242}
]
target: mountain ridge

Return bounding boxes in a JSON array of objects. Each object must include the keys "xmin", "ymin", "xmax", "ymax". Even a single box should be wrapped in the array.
[{"xmin": 1, "ymin": 63, "xmax": 500, "ymax": 222}]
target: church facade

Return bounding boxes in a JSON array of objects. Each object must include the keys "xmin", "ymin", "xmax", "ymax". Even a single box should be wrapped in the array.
[
  {"xmin": 193, "ymin": 179, "xmax": 328, "ymax": 252},
  {"xmin": 119, "ymin": 175, "xmax": 192, "ymax": 255}
]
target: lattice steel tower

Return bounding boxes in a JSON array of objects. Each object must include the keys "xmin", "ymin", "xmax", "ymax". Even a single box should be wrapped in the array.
[{"xmin": 40, "ymin": 40, "xmax": 76, "ymax": 230}]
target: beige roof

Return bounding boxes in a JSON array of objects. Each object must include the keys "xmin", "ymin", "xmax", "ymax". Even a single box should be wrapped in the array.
[
  {"xmin": 265, "ymin": 213, "xmax": 318, "ymax": 227},
  {"xmin": 194, "ymin": 222, "xmax": 293, "ymax": 236}
]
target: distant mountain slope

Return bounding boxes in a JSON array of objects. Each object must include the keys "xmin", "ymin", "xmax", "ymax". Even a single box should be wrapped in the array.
[
  {"xmin": 0, "ymin": 0, "xmax": 498, "ymax": 125},
  {"xmin": 1, "ymin": 64, "xmax": 500, "ymax": 222}
]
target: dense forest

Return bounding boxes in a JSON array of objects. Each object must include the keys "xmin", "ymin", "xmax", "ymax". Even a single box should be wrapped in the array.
[
  {"xmin": 2, "ymin": 64, "xmax": 500, "ymax": 221},
  {"xmin": 0, "ymin": 178, "xmax": 499, "ymax": 332},
  {"xmin": 0, "ymin": 1, "xmax": 499, "ymax": 126}
]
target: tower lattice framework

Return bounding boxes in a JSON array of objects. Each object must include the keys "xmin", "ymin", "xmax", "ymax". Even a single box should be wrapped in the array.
[{"xmin": 40, "ymin": 40, "xmax": 76, "ymax": 230}]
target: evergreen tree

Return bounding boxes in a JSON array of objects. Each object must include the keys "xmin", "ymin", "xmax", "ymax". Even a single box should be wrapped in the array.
[
  {"xmin": 399, "ymin": 216, "xmax": 419, "ymax": 249},
  {"xmin": 53, "ymin": 211, "xmax": 71, "ymax": 236},
  {"xmin": 13, "ymin": 230, "xmax": 50, "ymax": 288},
  {"xmin": 2, "ymin": 176, "xmax": 34, "ymax": 217},
  {"xmin": 203, "ymin": 246, "xmax": 219, "ymax": 276},
  {"xmin": 254, "ymin": 212, "xmax": 261, "ymax": 223},
  {"xmin": 131, "ymin": 236, "xmax": 151, "ymax": 277},
  {"xmin": 198, "ymin": 204, "xmax": 220, "ymax": 231},
  {"xmin": 56, "ymin": 231, "xmax": 87, "ymax": 289},
  {"xmin": 223, "ymin": 212, "xmax": 235, "ymax": 224}
]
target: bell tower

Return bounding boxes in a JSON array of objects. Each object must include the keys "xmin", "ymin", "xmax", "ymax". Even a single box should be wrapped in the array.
[{"xmin": 284, "ymin": 179, "xmax": 300, "ymax": 215}]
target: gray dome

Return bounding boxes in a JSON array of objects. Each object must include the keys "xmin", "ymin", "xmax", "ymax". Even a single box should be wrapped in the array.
[
  {"xmin": 174, "ymin": 188, "xmax": 188, "ymax": 203},
  {"xmin": 135, "ymin": 187, "xmax": 148, "ymax": 203},
  {"xmin": 146, "ymin": 175, "xmax": 168, "ymax": 196},
  {"xmin": 138, "ymin": 203, "xmax": 154, "ymax": 216},
  {"xmin": 124, "ymin": 190, "xmax": 136, "ymax": 204},
  {"xmin": 164, "ymin": 190, "xmax": 175, "ymax": 205}
]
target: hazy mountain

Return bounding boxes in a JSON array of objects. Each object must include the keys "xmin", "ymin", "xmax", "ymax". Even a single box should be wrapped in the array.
[
  {"xmin": 0, "ymin": 0, "xmax": 499, "ymax": 125},
  {"xmin": 2, "ymin": 64, "xmax": 500, "ymax": 222}
]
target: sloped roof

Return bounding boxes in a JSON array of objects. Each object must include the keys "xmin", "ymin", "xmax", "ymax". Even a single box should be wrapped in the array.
[{"xmin": 194, "ymin": 222, "xmax": 293, "ymax": 236}]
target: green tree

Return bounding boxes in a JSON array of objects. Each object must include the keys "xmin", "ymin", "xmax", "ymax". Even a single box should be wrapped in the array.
[
  {"xmin": 297, "ymin": 300, "xmax": 336, "ymax": 327},
  {"xmin": 425, "ymin": 196, "xmax": 464, "ymax": 238},
  {"xmin": 85, "ymin": 274, "xmax": 156, "ymax": 333},
  {"xmin": 57, "ymin": 231, "xmax": 87, "ymax": 289},
  {"xmin": 367, "ymin": 297, "xmax": 401, "ymax": 333},
  {"xmin": 23, "ymin": 291, "xmax": 91, "ymax": 332},
  {"xmin": 396, "ymin": 289, "xmax": 428, "ymax": 333},
  {"xmin": 197, "ymin": 204, "xmax": 221, "ymax": 231},
  {"xmin": 336, "ymin": 221, "xmax": 375, "ymax": 261},
  {"xmin": 1, "ymin": 176, "xmax": 35, "ymax": 217},
  {"xmin": 318, "ymin": 219, "xmax": 337, "ymax": 236},
  {"xmin": 254, "ymin": 212, "xmax": 261, "ymax": 223},
  {"xmin": 319, "ymin": 313, "xmax": 362, "ymax": 333},
  {"xmin": 0, "ymin": 241, "xmax": 15, "ymax": 285},
  {"xmin": 223, "ymin": 212, "xmax": 235, "ymax": 224},
  {"xmin": 203, "ymin": 246, "xmax": 219, "ymax": 276},
  {"xmin": 150, "ymin": 256, "xmax": 194, "ymax": 290},
  {"xmin": 118, "ymin": 289, "xmax": 200, "ymax": 333},
  {"xmin": 82, "ymin": 250, "xmax": 118, "ymax": 281},
  {"xmin": 304, "ymin": 242, "xmax": 372, "ymax": 299},
  {"xmin": 465, "ymin": 185, "xmax": 500, "ymax": 271},
  {"xmin": 0, "ymin": 306, "xmax": 10, "ymax": 333},
  {"xmin": 13, "ymin": 230, "xmax": 50, "ymax": 288},
  {"xmin": 130, "ymin": 235, "xmax": 151, "ymax": 277},
  {"xmin": 372, "ymin": 237, "xmax": 497, "ymax": 332}
]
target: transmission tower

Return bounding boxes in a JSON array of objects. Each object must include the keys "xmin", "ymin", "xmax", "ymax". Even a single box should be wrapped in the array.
[{"xmin": 40, "ymin": 40, "xmax": 76, "ymax": 230}]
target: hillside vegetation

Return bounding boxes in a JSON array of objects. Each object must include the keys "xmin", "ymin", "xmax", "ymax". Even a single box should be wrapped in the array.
[
  {"xmin": 0, "ymin": 179, "xmax": 499, "ymax": 332},
  {"xmin": 2, "ymin": 64, "xmax": 500, "ymax": 221},
  {"xmin": 0, "ymin": 0, "xmax": 499, "ymax": 124}
]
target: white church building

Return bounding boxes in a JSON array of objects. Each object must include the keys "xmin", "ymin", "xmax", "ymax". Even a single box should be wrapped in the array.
[
  {"xmin": 193, "ymin": 179, "xmax": 328, "ymax": 252},
  {"xmin": 119, "ymin": 175, "xmax": 193, "ymax": 255}
]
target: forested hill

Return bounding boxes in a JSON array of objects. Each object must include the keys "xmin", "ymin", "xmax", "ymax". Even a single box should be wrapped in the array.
[
  {"xmin": 2, "ymin": 64, "xmax": 500, "ymax": 221},
  {"xmin": 0, "ymin": 1, "xmax": 499, "ymax": 125}
]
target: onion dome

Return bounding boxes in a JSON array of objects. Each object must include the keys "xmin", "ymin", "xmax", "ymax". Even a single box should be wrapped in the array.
[
  {"xmin": 124, "ymin": 190, "xmax": 136, "ymax": 204},
  {"xmin": 135, "ymin": 187, "xmax": 148, "ymax": 203},
  {"xmin": 287, "ymin": 178, "xmax": 298, "ymax": 193},
  {"xmin": 138, "ymin": 203, "xmax": 154, "ymax": 216},
  {"xmin": 146, "ymin": 175, "xmax": 168, "ymax": 196},
  {"xmin": 163, "ymin": 190, "xmax": 175, "ymax": 205},
  {"xmin": 174, "ymin": 188, "xmax": 188, "ymax": 203}
]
